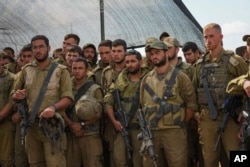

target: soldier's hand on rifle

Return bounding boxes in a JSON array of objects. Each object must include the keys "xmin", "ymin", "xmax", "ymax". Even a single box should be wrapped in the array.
[
  {"xmin": 243, "ymin": 80, "xmax": 250, "ymax": 97},
  {"xmin": 12, "ymin": 111, "xmax": 21, "ymax": 123},
  {"xmin": 13, "ymin": 89, "xmax": 26, "ymax": 101},
  {"xmin": 113, "ymin": 120, "xmax": 123, "ymax": 132}
]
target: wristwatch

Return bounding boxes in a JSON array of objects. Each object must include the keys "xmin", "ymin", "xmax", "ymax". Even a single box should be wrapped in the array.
[{"xmin": 80, "ymin": 121, "xmax": 85, "ymax": 128}]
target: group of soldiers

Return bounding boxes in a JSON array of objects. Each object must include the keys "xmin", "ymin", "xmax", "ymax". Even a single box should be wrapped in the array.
[{"xmin": 0, "ymin": 22, "xmax": 250, "ymax": 167}]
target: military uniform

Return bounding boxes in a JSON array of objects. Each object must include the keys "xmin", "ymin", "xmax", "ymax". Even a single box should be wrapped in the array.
[
  {"xmin": 101, "ymin": 62, "xmax": 125, "ymax": 167},
  {"xmin": 4, "ymin": 62, "xmax": 20, "ymax": 74},
  {"xmin": 140, "ymin": 65, "xmax": 197, "ymax": 167},
  {"xmin": 0, "ymin": 68, "xmax": 15, "ymax": 167},
  {"xmin": 92, "ymin": 60, "xmax": 109, "ymax": 86},
  {"xmin": 101, "ymin": 62, "xmax": 123, "ymax": 93},
  {"xmin": 142, "ymin": 57, "xmax": 154, "ymax": 71},
  {"xmin": 226, "ymin": 71, "xmax": 250, "ymax": 94},
  {"xmin": 66, "ymin": 76, "xmax": 104, "ymax": 167},
  {"xmin": 53, "ymin": 56, "xmax": 67, "ymax": 66},
  {"xmin": 103, "ymin": 67, "xmax": 149, "ymax": 167},
  {"xmin": 192, "ymin": 50, "xmax": 248, "ymax": 167},
  {"xmin": 12, "ymin": 60, "xmax": 73, "ymax": 167}
]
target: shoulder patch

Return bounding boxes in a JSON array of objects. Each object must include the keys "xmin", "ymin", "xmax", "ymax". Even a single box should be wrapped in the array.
[{"xmin": 229, "ymin": 56, "xmax": 239, "ymax": 66}]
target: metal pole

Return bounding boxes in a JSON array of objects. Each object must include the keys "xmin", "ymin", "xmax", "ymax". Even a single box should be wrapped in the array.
[{"xmin": 100, "ymin": 0, "xmax": 105, "ymax": 40}]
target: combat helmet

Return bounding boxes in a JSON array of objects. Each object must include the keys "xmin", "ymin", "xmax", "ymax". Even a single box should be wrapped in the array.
[
  {"xmin": 39, "ymin": 112, "xmax": 65, "ymax": 154},
  {"xmin": 75, "ymin": 95, "xmax": 102, "ymax": 120}
]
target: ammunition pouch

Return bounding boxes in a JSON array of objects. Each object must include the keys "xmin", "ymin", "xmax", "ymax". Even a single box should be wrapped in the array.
[
  {"xmin": 145, "ymin": 103, "xmax": 184, "ymax": 127},
  {"xmin": 197, "ymin": 87, "xmax": 225, "ymax": 110}
]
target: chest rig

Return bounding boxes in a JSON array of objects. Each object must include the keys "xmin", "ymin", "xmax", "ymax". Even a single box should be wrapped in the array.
[
  {"xmin": 197, "ymin": 55, "xmax": 231, "ymax": 119},
  {"xmin": 144, "ymin": 68, "xmax": 184, "ymax": 127}
]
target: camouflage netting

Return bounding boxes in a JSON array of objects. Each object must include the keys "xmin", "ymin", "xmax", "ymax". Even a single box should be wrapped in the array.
[{"xmin": 0, "ymin": 0, "xmax": 204, "ymax": 54}]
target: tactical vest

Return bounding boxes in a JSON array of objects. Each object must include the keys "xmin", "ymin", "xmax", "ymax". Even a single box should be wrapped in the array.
[{"xmin": 197, "ymin": 54, "xmax": 232, "ymax": 109}]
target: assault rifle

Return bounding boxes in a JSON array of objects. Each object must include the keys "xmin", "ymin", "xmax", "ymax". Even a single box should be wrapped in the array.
[
  {"xmin": 137, "ymin": 108, "xmax": 157, "ymax": 167},
  {"xmin": 18, "ymin": 99, "xmax": 28, "ymax": 145},
  {"xmin": 214, "ymin": 95, "xmax": 242, "ymax": 151},
  {"xmin": 113, "ymin": 89, "xmax": 133, "ymax": 159},
  {"xmin": 240, "ymin": 98, "xmax": 250, "ymax": 150}
]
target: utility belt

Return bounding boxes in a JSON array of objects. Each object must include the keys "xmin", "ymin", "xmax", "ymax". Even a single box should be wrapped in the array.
[{"xmin": 197, "ymin": 87, "xmax": 225, "ymax": 109}]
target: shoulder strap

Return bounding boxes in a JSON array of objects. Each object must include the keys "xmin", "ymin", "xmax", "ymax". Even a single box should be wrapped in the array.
[
  {"xmin": 126, "ymin": 81, "xmax": 141, "ymax": 122},
  {"xmin": 28, "ymin": 63, "xmax": 58, "ymax": 125},
  {"xmin": 144, "ymin": 68, "xmax": 180, "ymax": 127},
  {"xmin": 65, "ymin": 80, "xmax": 94, "ymax": 120},
  {"xmin": 74, "ymin": 80, "xmax": 94, "ymax": 104}
]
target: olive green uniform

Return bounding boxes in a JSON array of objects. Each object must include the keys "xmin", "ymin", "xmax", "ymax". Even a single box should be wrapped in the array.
[
  {"xmin": 0, "ymin": 68, "xmax": 15, "ymax": 167},
  {"xmin": 53, "ymin": 56, "xmax": 67, "ymax": 66},
  {"xmin": 175, "ymin": 57, "xmax": 201, "ymax": 166},
  {"xmin": 92, "ymin": 60, "xmax": 109, "ymax": 86},
  {"xmin": 66, "ymin": 76, "xmax": 104, "ymax": 167},
  {"xmin": 176, "ymin": 57, "xmax": 194, "ymax": 80},
  {"xmin": 101, "ymin": 63, "xmax": 125, "ymax": 167},
  {"xmin": 103, "ymin": 67, "xmax": 149, "ymax": 167},
  {"xmin": 4, "ymin": 62, "xmax": 20, "ymax": 74},
  {"xmin": 142, "ymin": 57, "xmax": 154, "ymax": 71},
  {"xmin": 226, "ymin": 71, "xmax": 250, "ymax": 95},
  {"xmin": 12, "ymin": 61, "xmax": 73, "ymax": 167},
  {"xmin": 192, "ymin": 50, "xmax": 248, "ymax": 167},
  {"xmin": 140, "ymin": 65, "xmax": 197, "ymax": 167}
]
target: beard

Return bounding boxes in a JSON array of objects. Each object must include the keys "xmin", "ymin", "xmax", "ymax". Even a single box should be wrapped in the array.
[
  {"xmin": 168, "ymin": 53, "xmax": 176, "ymax": 61},
  {"xmin": 153, "ymin": 55, "xmax": 167, "ymax": 67},
  {"xmin": 35, "ymin": 52, "xmax": 49, "ymax": 62},
  {"xmin": 128, "ymin": 66, "xmax": 140, "ymax": 74}
]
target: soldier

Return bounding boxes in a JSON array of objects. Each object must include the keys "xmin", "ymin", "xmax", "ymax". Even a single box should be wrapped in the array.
[
  {"xmin": 163, "ymin": 40, "xmax": 198, "ymax": 167},
  {"xmin": 92, "ymin": 40, "xmax": 113, "ymax": 86},
  {"xmin": 54, "ymin": 33, "xmax": 80, "ymax": 66},
  {"xmin": 182, "ymin": 41, "xmax": 201, "ymax": 65},
  {"xmin": 192, "ymin": 23, "xmax": 248, "ymax": 167},
  {"xmin": 140, "ymin": 40, "xmax": 197, "ymax": 167},
  {"xmin": 11, "ymin": 44, "xmax": 34, "ymax": 167},
  {"xmin": 3, "ymin": 47, "xmax": 15, "ymax": 59},
  {"xmin": 142, "ymin": 37, "xmax": 157, "ymax": 71},
  {"xmin": 12, "ymin": 35, "xmax": 74, "ymax": 167},
  {"xmin": 101, "ymin": 39, "xmax": 127, "ymax": 167},
  {"xmin": 0, "ymin": 52, "xmax": 16, "ymax": 167},
  {"xmin": 159, "ymin": 32, "xmax": 170, "ymax": 41},
  {"xmin": 65, "ymin": 45, "xmax": 82, "ymax": 74},
  {"xmin": 163, "ymin": 37, "xmax": 195, "ymax": 80},
  {"xmin": 64, "ymin": 57, "xmax": 104, "ymax": 167},
  {"xmin": 52, "ymin": 48, "xmax": 63, "ymax": 59},
  {"xmin": 82, "ymin": 43, "xmax": 98, "ymax": 69},
  {"xmin": 104, "ymin": 49, "xmax": 149, "ymax": 167}
]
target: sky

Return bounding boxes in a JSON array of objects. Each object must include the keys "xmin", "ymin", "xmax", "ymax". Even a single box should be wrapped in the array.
[{"xmin": 182, "ymin": 0, "xmax": 250, "ymax": 51}]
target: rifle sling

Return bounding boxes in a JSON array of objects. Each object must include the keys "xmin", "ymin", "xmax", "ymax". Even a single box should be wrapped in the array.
[
  {"xmin": 126, "ymin": 81, "xmax": 141, "ymax": 122},
  {"xmin": 66, "ymin": 80, "xmax": 94, "ymax": 119},
  {"xmin": 28, "ymin": 63, "xmax": 58, "ymax": 125},
  {"xmin": 201, "ymin": 58, "xmax": 217, "ymax": 120},
  {"xmin": 144, "ymin": 68, "xmax": 179, "ymax": 127}
]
